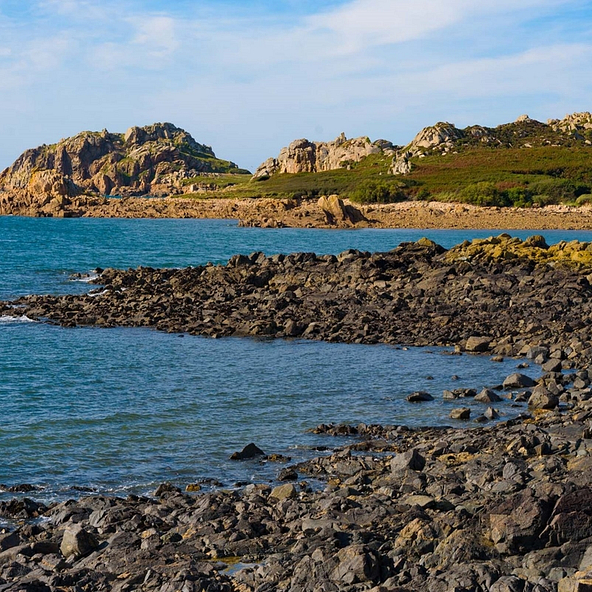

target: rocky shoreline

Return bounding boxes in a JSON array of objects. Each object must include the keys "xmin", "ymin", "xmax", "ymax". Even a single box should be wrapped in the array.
[
  {"xmin": 4, "ymin": 235, "xmax": 592, "ymax": 590},
  {"xmin": 2, "ymin": 397, "xmax": 592, "ymax": 590},
  {"xmin": 5, "ymin": 234, "xmax": 592, "ymax": 357},
  {"xmin": 4, "ymin": 191, "xmax": 592, "ymax": 231}
]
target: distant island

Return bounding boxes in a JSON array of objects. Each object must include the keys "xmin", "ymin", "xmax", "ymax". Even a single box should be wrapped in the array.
[{"xmin": 1, "ymin": 113, "xmax": 592, "ymax": 229}]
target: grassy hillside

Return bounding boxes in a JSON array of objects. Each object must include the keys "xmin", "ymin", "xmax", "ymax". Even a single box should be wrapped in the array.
[
  {"xmin": 181, "ymin": 145, "xmax": 592, "ymax": 207},
  {"xmin": 403, "ymin": 145, "xmax": 592, "ymax": 206},
  {"xmin": 182, "ymin": 153, "xmax": 403, "ymax": 201},
  {"xmin": 180, "ymin": 115, "xmax": 592, "ymax": 207}
]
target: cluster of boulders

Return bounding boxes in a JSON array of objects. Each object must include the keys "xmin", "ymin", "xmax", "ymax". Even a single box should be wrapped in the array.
[
  {"xmin": 5, "ymin": 235, "xmax": 592, "ymax": 364},
  {"xmin": 2, "ymin": 398, "xmax": 592, "ymax": 590},
  {"xmin": 4, "ymin": 235, "xmax": 592, "ymax": 589}
]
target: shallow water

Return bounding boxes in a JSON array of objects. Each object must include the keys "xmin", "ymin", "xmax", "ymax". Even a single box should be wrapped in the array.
[{"xmin": 0, "ymin": 217, "xmax": 586, "ymax": 499}]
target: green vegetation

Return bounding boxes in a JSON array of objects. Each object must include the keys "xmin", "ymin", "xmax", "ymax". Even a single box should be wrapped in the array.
[
  {"xmin": 182, "ymin": 143, "xmax": 592, "ymax": 208},
  {"xmin": 405, "ymin": 146, "xmax": 592, "ymax": 206},
  {"xmin": 350, "ymin": 179, "xmax": 406, "ymax": 204},
  {"xmin": 182, "ymin": 154, "xmax": 402, "ymax": 200},
  {"xmin": 181, "ymin": 173, "xmax": 252, "ymax": 189}
]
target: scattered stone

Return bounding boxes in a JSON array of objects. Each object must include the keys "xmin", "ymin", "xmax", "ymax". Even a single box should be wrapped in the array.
[
  {"xmin": 60, "ymin": 525, "xmax": 99, "ymax": 558},
  {"xmin": 450, "ymin": 408, "xmax": 471, "ymax": 420},
  {"xmin": 543, "ymin": 359, "xmax": 563, "ymax": 373},
  {"xmin": 154, "ymin": 482, "xmax": 181, "ymax": 497},
  {"xmin": 406, "ymin": 391, "xmax": 434, "ymax": 402},
  {"xmin": 270, "ymin": 483, "xmax": 297, "ymax": 501},
  {"xmin": 528, "ymin": 389, "xmax": 560, "ymax": 409},
  {"xmin": 465, "ymin": 336, "xmax": 491, "ymax": 352},
  {"xmin": 230, "ymin": 443, "xmax": 266, "ymax": 460},
  {"xmin": 475, "ymin": 388, "xmax": 502, "ymax": 403},
  {"xmin": 503, "ymin": 373, "xmax": 537, "ymax": 389},
  {"xmin": 391, "ymin": 448, "xmax": 426, "ymax": 473}
]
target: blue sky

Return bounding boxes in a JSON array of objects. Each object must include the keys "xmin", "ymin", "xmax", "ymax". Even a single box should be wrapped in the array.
[{"xmin": 1, "ymin": 0, "xmax": 591, "ymax": 172}]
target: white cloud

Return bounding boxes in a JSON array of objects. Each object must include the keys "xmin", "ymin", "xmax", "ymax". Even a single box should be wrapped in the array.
[
  {"xmin": 129, "ymin": 15, "xmax": 179, "ymax": 57},
  {"xmin": 401, "ymin": 43, "xmax": 592, "ymax": 101}
]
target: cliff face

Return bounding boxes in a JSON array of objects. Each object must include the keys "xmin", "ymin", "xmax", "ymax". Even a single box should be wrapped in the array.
[
  {"xmin": 0, "ymin": 123, "xmax": 245, "ymax": 203},
  {"xmin": 253, "ymin": 133, "xmax": 395, "ymax": 178}
]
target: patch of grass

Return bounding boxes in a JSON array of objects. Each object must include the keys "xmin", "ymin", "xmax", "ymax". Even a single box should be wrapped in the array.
[{"xmin": 181, "ymin": 173, "xmax": 252, "ymax": 189}]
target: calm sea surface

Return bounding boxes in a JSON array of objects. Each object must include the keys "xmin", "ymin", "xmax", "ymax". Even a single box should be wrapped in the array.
[{"xmin": 1, "ymin": 217, "xmax": 591, "ymax": 500}]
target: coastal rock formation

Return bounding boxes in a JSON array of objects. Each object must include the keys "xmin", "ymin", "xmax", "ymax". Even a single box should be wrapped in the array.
[
  {"xmin": 0, "ymin": 123, "xmax": 247, "ymax": 212},
  {"xmin": 253, "ymin": 133, "xmax": 391, "ymax": 178},
  {"xmin": 317, "ymin": 194, "xmax": 366, "ymax": 226},
  {"xmin": 1, "ymin": 389, "xmax": 592, "ymax": 590},
  {"xmin": 5, "ymin": 235, "xmax": 592, "ymax": 367},
  {"xmin": 4, "ymin": 235, "xmax": 592, "ymax": 589}
]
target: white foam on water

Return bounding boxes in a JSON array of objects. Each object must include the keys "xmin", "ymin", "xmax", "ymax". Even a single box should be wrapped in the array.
[
  {"xmin": 70, "ymin": 271, "xmax": 99, "ymax": 283},
  {"xmin": 0, "ymin": 315, "xmax": 36, "ymax": 324}
]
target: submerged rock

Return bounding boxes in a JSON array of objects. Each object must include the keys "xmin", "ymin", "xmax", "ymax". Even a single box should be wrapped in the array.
[{"xmin": 230, "ymin": 443, "xmax": 266, "ymax": 460}]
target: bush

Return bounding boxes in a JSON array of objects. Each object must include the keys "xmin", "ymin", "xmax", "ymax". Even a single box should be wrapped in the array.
[
  {"xmin": 526, "ymin": 179, "xmax": 590, "ymax": 204},
  {"xmin": 459, "ymin": 182, "xmax": 511, "ymax": 207},
  {"xmin": 350, "ymin": 180, "xmax": 406, "ymax": 204},
  {"xmin": 506, "ymin": 187, "xmax": 533, "ymax": 207}
]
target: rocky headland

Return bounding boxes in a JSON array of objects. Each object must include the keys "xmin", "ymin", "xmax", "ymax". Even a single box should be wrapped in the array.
[
  {"xmin": 3, "ymin": 237, "xmax": 592, "ymax": 589},
  {"xmin": 2, "ymin": 111, "xmax": 592, "ymax": 225},
  {"xmin": 0, "ymin": 122, "xmax": 248, "ymax": 217}
]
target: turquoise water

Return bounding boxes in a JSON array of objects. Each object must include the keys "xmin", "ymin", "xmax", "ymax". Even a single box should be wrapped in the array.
[{"xmin": 1, "ymin": 217, "xmax": 590, "ymax": 499}]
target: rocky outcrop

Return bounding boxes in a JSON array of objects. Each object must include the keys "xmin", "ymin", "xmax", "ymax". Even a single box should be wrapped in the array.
[
  {"xmin": 253, "ymin": 133, "xmax": 391, "ymax": 178},
  {"xmin": 2, "ymin": 400, "xmax": 592, "ymax": 591},
  {"xmin": 391, "ymin": 112, "xmax": 592, "ymax": 175},
  {"xmin": 317, "ymin": 194, "xmax": 366, "ymax": 226},
  {"xmin": 549, "ymin": 112, "xmax": 592, "ymax": 134},
  {"xmin": 0, "ymin": 123, "xmax": 247, "ymax": 211},
  {"xmin": 5, "ymin": 235, "xmax": 592, "ymax": 366}
]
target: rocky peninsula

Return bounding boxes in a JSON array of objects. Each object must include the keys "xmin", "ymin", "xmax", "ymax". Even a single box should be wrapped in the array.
[{"xmin": 3, "ymin": 237, "xmax": 592, "ymax": 589}]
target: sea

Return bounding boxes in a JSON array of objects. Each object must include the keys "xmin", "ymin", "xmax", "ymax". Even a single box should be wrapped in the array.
[{"xmin": 2, "ymin": 216, "xmax": 591, "ymax": 502}]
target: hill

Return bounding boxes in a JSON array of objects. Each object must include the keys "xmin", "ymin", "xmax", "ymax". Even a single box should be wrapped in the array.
[
  {"xmin": 0, "ymin": 123, "xmax": 249, "ymax": 213},
  {"xmin": 207, "ymin": 112, "xmax": 592, "ymax": 208}
]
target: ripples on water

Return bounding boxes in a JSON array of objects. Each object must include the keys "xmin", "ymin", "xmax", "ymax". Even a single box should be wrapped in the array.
[
  {"xmin": 0, "ymin": 217, "xmax": 586, "ymax": 499},
  {"xmin": 0, "ymin": 320, "xmax": 539, "ymax": 500}
]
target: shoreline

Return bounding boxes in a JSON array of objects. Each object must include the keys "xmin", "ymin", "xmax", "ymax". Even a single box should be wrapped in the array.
[
  {"xmin": 3, "ymin": 236, "xmax": 592, "ymax": 589},
  {"xmin": 2, "ymin": 397, "xmax": 592, "ymax": 590},
  {"xmin": 4, "ymin": 193, "xmax": 592, "ymax": 230}
]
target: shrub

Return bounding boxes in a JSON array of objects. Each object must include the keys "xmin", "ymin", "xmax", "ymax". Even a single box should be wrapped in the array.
[
  {"xmin": 526, "ymin": 179, "xmax": 590, "ymax": 204},
  {"xmin": 415, "ymin": 187, "xmax": 432, "ymax": 201},
  {"xmin": 506, "ymin": 187, "xmax": 533, "ymax": 208},
  {"xmin": 459, "ymin": 182, "xmax": 510, "ymax": 207},
  {"xmin": 350, "ymin": 180, "xmax": 406, "ymax": 204}
]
